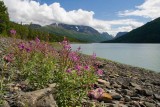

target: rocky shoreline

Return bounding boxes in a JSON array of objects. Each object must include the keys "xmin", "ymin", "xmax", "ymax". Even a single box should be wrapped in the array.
[
  {"xmin": 86, "ymin": 58, "xmax": 160, "ymax": 107},
  {"xmin": 1, "ymin": 37, "xmax": 160, "ymax": 107}
]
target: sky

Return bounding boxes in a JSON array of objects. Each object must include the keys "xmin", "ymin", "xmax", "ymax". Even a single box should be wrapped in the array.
[{"xmin": 3, "ymin": 0, "xmax": 160, "ymax": 36}]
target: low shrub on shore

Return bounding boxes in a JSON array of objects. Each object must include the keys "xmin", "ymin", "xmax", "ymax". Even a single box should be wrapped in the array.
[{"xmin": 0, "ymin": 35, "xmax": 102, "ymax": 106}]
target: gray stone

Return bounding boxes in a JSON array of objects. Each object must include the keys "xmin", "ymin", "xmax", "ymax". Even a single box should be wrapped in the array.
[
  {"xmin": 144, "ymin": 90, "xmax": 153, "ymax": 96},
  {"xmin": 136, "ymin": 89, "xmax": 153, "ymax": 96},
  {"xmin": 144, "ymin": 102, "xmax": 155, "ymax": 107},
  {"xmin": 121, "ymin": 84, "xmax": 129, "ymax": 89},
  {"xmin": 131, "ymin": 97, "xmax": 141, "ymax": 101},
  {"xmin": 121, "ymin": 89, "xmax": 133, "ymax": 96},
  {"xmin": 110, "ymin": 92, "xmax": 122, "ymax": 100},
  {"xmin": 130, "ymin": 82, "xmax": 141, "ymax": 90},
  {"xmin": 36, "ymin": 94, "xmax": 58, "ymax": 107},
  {"xmin": 157, "ymin": 103, "xmax": 160, "ymax": 106},
  {"xmin": 113, "ymin": 83, "xmax": 121, "ymax": 88},
  {"xmin": 154, "ymin": 94, "xmax": 160, "ymax": 101},
  {"xmin": 15, "ymin": 84, "xmax": 57, "ymax": 107},
  {"xmin": 132, "ymin": 101, "xmax": 141, "ymax": 107},
  {"xmin": 124, "ymin": 95, "xmax": 131, "ymax": 102},
  {"xmin": 97, "ymin": 79, "xmax": 111, "ymax": 88}
]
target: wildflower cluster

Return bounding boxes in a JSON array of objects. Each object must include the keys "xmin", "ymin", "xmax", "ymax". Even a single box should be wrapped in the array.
[
  {"xmin": 54, "ymin": 38, "xmax": 102, "ymax": 106},
  {"xmin": 1, "ymin": 35, "xmax": 104, "ymax": 106},
  {"xmin": 7, "ymin": 37, "xmax": 57, "ymax": 89}
]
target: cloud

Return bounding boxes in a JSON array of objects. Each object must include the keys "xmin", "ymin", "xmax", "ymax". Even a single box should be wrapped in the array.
[
  {"xmin": 119, "ymin": 0, "xmax": 160, "ymax": 19},
  {"xmin": 3, "ymin": 0, "xmax": 143, "ymax": 36}
]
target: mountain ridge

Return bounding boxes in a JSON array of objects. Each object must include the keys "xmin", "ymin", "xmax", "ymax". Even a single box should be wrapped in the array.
[
  {"xmin": 103, "ymin": 17, "xmax": 160, "ymax": 43},
  {"xmin": 29, "ymin": 23, "xmax": 113, "ymax": 42}
]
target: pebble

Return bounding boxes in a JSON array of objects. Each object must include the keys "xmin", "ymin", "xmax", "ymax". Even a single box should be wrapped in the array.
[
  {"xmin": 144, "ymin": 102, "xmax": 155, "ymax": 107},
  {"xmin": 154, "ymin": 94, "xmax": 160, "ymax": 101},
  {"xmin": 97, "ymin": 79, "xmax": 111, "ymax": 88},
  {"xmin": 124, "ymin": 95, "xmax": 131, "ymax": 102},
  {"xmin": 110, "ymin": 92, "xmax": 122, "ymax": 100},
  {"xmin": 131, "ymin": 97, "xmax": 141, "ymax": 101}
]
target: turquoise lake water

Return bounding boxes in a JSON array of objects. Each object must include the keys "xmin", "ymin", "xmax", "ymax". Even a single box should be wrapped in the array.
[{"xmin": 71, "ymin": 43, "xmax": 160, "ymax": 72}]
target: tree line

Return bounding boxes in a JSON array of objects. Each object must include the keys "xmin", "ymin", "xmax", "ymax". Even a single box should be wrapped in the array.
[{"xmin": 0, "ymin": 1, "xmax": 80, "ymax": 42}]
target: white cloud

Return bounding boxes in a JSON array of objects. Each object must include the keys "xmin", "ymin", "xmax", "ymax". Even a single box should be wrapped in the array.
[
  {"xmin": 3, "ymin": 0, "xmax": 144, "ymax": 36},
  {"xmin": 119, "ymin": 0, "xmax": 160, "ymax": 19}
]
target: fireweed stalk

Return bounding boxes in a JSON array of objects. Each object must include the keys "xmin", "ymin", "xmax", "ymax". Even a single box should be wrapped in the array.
[
  {"xmin": 3, "ymin": 36, "xmax": 103, "ymax": 106},
  {"xmin": 53, "ymin": 38, "xmax": 101, "ymax": 106}
]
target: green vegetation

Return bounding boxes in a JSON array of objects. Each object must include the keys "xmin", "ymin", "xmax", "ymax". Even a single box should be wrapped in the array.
[
  {"xmin": 0, "ymin": 1, "xmax": 9, "ymax": 35},
  {"xmin": 9, "ymin": 22, "xmax": 81, "ymax": 42},
  {"xmin": 104, "ymin": 17, "xmax": 160, "ymax": 43},
  {"xmin": 0, "ymin": 1, "xmax": 81, "ymax": 42},
  {"xmin": 0, "ymin": 36, "xmax": 103, "ymax": 106},
  {"xmin": 41, "ymin": 25, "xmax": 109, "ymax": 42}
]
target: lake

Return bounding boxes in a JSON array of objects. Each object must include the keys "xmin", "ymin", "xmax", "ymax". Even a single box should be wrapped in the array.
[{"xmin": 71, "ymin": 43, "xmax": 160, "ymax": 72}]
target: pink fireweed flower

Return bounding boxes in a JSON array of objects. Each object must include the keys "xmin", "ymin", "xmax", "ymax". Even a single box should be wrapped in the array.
[
  {"xmin": 96, "ymin": 69, "xmax": 103, "ymax": 76},
  {"xmin": 4, "ymin": 53, "xmax": 14, "ymax": 63},
  {"xmin": 66, "ymin": 68, "xmax": 72, "ymax": 73},
  {"xmin": 35, "ymin": 37, "xmax": 40, "ymax": 44},
  {"xmin": 64, "ymin": 44, "xmax": 71, "ymax": 50},
  {"xmin": 92, "ymin": 52, "xmax": 96, "ymax": 59},
  {"xmin": 84, "ymin": 65, "xmax": 90, "ymax": 70},
  {"xmin": 72, "ymin": 56, "xmax": 78, "ymax": 62},
  {"xmin": 10, "ymin": 29, "xmax": 16, "ymax": 35},
  {"xmin": 18, "ymin": 43, "xmax": 25, "ymax": 50},
  {"xmin": 75, "ymin": 65, "xmax": 81, "ymax": 71},
  {"xmin": 96, "ymin": 88, "xmax": 105, "ymax": 98},
  {"xmin": 69, "ymin": 52, "xmax": 79, "ymax": 62},
  {"xmin": 25, "ymin": 47, "xmax": 31, "ymax": 52},
  {"xmin": 88, "ymin": 88, "xmax": 105, "ymax": 99}
]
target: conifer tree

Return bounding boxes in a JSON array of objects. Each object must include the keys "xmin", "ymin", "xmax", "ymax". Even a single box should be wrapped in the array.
[{"xmin": 0, "ymin": 1, "xmax": 9, "ymax": 35}]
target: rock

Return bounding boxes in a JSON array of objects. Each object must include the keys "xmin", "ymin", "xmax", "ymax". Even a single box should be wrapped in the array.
[
  {"xmin": 119, "ymin": 104, "xmax": 128, "ymax": 107},
  {"xmin": 131, "ymin": 97, "xmax": 141, "ymax": 101},
  {"xmin": 121, "ymin": 84, "xmax": 129, "ymax": 89},
  {"xmin": 144, "ymin": 102, "xmax": 155, "ymax": 107},
  {"xmin": 15, "ymin": 83, "xmax": 56, "ymax": 107},
  {"xmin": 109, "ymin": 75, "xmax": 115, "ymax": 78},
  {"xmin": 136, "ymin": 89, "xmax": 153, "ymax": 96},
  {"xmin": 144, "ymin": 90, "xmax": 153, "ymax": 96},
  {"xmin": 36, "ymin": 94, "xmax": 58, "ymax": 107},
  {"xmin": 124, "ymin": 95, "xmax": 131, "ymax": 102},
  {"xmin": 132, "ymin": 101, "xmax": 141, "ymax": 107},
  {"xmin": 112, "ymin": 82, "xmax": 121, "ymax": 88},
  {"xmin": 121, "ymin": 89, "xmax": 133, "ymax": 96},
  {"xmin": 152, "ymin": 81, "xmax": 160, "ymax": 86},
  {"xmin": 1, "ymin": 100, "xmax": 10, "ymax": 107},
  {"xmin": 157, "ymin": 103, "xmax": 160, "ymax": 106},
  {"xmin": 95, "ymin": 61, "xmax": 106, "ymax": 68},
  {"xmin": 99, "ymin": 93, "xmax": 112, "ymax": 103},
  {"xmin": 101, "ymin": 101, "xmax": 119, "ymax": 107},
  {"xmin": 154, "ymin": 94, "xmax": 160, "ymax": 101},
  {"xmin": 110, "ymin": 92, "xmax": 122, "ymax": 100},
  {"xmin": 97, "ymin": 79, "xmax": 111, "ymax": 88},
  {"xmin": 130, "ymin": 82, "xmax": 141, "ymax": 90}
]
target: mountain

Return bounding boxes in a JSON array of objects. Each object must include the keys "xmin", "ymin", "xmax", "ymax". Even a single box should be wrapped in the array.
[
  {"xmin": 51, "ymin": 23, "xmax": 100, "ymax": 35},
  {"xmin": 115, "ymin": 32, "xmax": 128, "ymax": 38},
  {"xmin": 101, "ymin": 32, "xmax": 113, "ymax": 40},
  {"xmin": 103, "ymin": 17, "xmax": 160, "ymax": 43},
  {"xmin": 37, "ymin": 23, "xmax": 113, "ymax": 42},
  {"xmin": 28, "ymin": 24, "xmax": 41, "ymax": 29}
]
